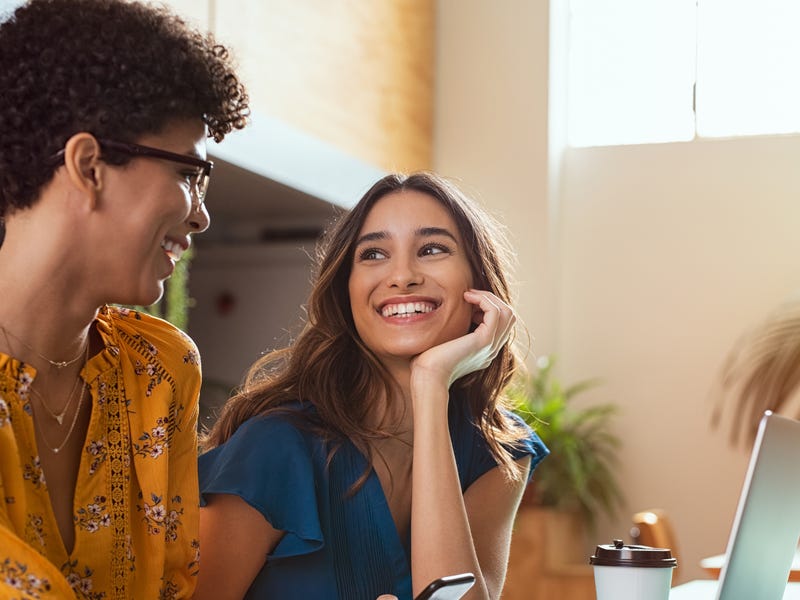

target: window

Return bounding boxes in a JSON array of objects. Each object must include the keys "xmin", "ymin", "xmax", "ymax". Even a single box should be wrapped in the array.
[
  {"xmin": 567, "ymin": 0, "xmax": 800, "ymax": 147},
  {"xmin": 697, "ymin": 0, "xmax": 800, "ymax": 137}
]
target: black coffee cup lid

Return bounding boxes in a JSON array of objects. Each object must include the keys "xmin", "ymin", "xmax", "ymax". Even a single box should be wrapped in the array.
[{"xmin": 590, "ymin": 539, "xmax": 678, "ymax": 568}]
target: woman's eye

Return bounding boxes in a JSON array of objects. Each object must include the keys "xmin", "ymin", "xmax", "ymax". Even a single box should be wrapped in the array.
[
  {"xmin": 358, "ymin": 248, "xmax": 387, "ymax": 261},
  {"xmin": 420, "ymin": 243, "xmax": 450, "ymax": 256}
]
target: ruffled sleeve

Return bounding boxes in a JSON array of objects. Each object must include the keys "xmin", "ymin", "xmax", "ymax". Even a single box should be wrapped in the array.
[
  {"xmin": 507, "ymin": 410, "xmax": 549, "ymax": 478},
  {"xmin": 199, "ymin": 415, "xmax": 324, "ymax": 559},
  {"xmin": 449, "ymin": 401, "xmax": 549, "ymax": 491}
]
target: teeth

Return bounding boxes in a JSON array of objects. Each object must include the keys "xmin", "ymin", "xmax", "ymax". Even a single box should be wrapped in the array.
[
  {"xmin": 161, "ymin": 239, "xmax": 184, "ymax": 261},
  {"xmin": 381, "ymin": 302, "xmax": 435, "ymax": 317}
]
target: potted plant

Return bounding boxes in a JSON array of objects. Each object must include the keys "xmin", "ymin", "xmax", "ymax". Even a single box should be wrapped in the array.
[
  {"xmin": 509, "ymin": 355, "xmax": 624, "ymax": 531},
  {"xmin": 502, "ymin": 356, "xmax": 624, "ymax": 599}
]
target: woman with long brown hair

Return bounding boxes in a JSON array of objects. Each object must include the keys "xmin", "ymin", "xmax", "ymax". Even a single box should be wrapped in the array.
[{"xmin": 197, "ymin": 172, "xmax": 547, "ymax": 600}]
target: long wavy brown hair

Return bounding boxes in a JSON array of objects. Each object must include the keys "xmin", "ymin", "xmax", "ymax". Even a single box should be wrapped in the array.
[{"xmin": 203, "ymin": 172, "xmax": 529, "ymax": 481}]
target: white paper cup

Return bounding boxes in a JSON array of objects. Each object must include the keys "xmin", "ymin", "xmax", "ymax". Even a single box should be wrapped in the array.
[{"xmin": 590, "ymin": 539, "xmax": 677, "ymax": 600}]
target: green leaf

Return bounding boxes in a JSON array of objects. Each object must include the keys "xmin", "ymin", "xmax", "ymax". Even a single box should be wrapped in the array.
[{"xmin": 512, "ymin": 355, "xmax": 624, "ymax": 530}]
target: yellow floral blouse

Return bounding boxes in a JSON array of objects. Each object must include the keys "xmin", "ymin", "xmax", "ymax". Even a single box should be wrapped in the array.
[{"xmin": 0, "ymin": 307, "xmax": 201, "ymax": 600}]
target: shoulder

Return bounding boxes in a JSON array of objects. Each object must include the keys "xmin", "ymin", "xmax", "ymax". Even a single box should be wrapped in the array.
[
  {"xmin": 448, "ymin": 398, "xmax": 549, "ymax": 487},
  {"xmin": 232, "ymin": 411, "xmax": 313, "ymax": 448},
  {"xmin": 503, "ymin": 410, "xmax": 549, "ymax": 472},
  {"xmin": 199, "ymin": 410, "xmax": 324, "ymax": 529},
  {"xmin": 100, "ymin": 306, "xmax": 200, "ymax": 369},
  {"xmin": 200, "ymin": 409, "xmax": 319, "ymax": 477}
]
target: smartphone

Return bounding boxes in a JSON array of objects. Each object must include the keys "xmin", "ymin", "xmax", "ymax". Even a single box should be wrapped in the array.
[{"xmin": 413, "ymin": 573, "xmax": 476, "ymax": 600}]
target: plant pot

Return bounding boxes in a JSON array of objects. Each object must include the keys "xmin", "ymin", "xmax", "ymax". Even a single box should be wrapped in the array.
[{"xmin": 504, "ymin": 506, "xmax": 595, "ymax": 600}]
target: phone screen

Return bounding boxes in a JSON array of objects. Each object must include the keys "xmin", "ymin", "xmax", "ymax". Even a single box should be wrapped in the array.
[{"xmin": 413, "ymin": 573, "xmax": 476, "ymax": 600}]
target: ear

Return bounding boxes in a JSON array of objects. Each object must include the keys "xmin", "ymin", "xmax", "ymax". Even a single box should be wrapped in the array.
[{"xmin": 62, "ymin": 133, "xmax": 104, "ymax": 204}]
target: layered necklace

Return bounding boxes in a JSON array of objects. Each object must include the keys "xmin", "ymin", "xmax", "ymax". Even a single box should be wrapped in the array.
[
  {"xmin": 0, "ymin": 324, "xmax": 91, "ymax": 453},
  {"xmin": 0, "ymin": 324, "xmax": 87, "ymax": 369}
]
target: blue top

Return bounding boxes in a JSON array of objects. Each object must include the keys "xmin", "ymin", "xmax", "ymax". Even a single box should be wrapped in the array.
[{"xmin": 199, "ymin": 399, "xmax": 548, "ymax": 600}]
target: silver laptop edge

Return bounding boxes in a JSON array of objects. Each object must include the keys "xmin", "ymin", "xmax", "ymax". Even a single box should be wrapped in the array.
[{"xmin": 716, "ymin": 411, "xmax": 800, "ymax": 600}]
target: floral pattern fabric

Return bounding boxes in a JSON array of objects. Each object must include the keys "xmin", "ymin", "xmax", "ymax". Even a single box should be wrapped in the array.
[{"xmin": 0, "ymin": 307, "xmax": 201, "ymax": 599}]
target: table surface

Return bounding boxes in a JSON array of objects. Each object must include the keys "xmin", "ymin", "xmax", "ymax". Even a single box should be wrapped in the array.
[
  {"xmin": 700, "ymin": 550, "xmax": 800, "ymax": 582},
  {"xmin": 670, "ymin": 580, "xmax": 800, "ymax": 599}
]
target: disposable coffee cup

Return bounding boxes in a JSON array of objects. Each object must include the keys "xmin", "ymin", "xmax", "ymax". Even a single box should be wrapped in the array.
[{"xmin": 590, "ymin": 539, "xmax": 677, "ymax": 600}]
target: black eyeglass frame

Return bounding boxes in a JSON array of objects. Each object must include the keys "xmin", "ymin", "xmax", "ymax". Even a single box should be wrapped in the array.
[
  {"xmin": 96, "ymin": 138, "xmax": 213, "ymax": 206},
  {"xmin": 51, "ymin": 138, "xmax": 214, "ymax": 206}
]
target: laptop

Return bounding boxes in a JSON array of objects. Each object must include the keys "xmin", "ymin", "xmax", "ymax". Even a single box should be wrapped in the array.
[{"xmin": 670, "ymin": 411, "xmax": 800, "ymax": 600}]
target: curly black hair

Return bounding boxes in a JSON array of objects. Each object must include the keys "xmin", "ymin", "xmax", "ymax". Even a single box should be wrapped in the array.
[{"xmin": 0, "ymin": 0, "xmax": 250, "ymax": 215}]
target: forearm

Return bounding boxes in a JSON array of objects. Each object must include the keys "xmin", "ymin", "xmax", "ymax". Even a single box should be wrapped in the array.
[
  {"xmin": 196, "ymin": 495, "xmax": 280, "ymax": 600},
  {"xmin": 410, "ymin": 378, "xmax": 489, "ymax": 600}
]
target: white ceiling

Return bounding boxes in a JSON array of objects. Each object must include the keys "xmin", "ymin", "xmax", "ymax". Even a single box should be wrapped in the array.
[{"xmin": 205, "ymin": 112, "xmax": 385, "ymax": 243}]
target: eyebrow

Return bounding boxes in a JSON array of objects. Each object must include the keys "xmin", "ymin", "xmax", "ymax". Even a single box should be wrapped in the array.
[{"xmin": 354, "ymin": 226, "xmax": 458, "ymax": 247}]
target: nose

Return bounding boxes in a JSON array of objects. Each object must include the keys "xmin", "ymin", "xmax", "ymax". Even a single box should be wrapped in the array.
[
  {"xmin": 187, "ymin": 201, "xmax": 210, "ymax": 233},
  {"xmin": 386, "ymin": 255, "xmax": 422, "ymax": 288}
]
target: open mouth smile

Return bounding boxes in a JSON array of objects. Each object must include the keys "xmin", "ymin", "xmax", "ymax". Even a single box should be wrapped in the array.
[
  {"xmin": 380, "ymin": 301, "xmax": 438, "ymax": 318},
  {"xmin": 161, "ymin": 238, "xmax": 187, "ymax": 262}
]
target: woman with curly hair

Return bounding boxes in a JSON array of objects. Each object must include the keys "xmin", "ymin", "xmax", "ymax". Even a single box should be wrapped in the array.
[
  {"xmin": 197, "ymin": 172, "xmax": 548, "ymax": 600},
  {"xmin": 0, "ymin": 1, "xmax": 248, "ymax": 598}
]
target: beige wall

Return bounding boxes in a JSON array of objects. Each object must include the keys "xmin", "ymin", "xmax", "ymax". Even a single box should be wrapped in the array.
[
  {"xmin": 163, "ymin": 0, "xmax": 210, "ymax": 29},
  {"xmin": 436, "ymin": 0, "xmax": 800, "ymax": 585},
  {"xmin": 167, "ymin": 0, "xmax": 433, "ymax": 173},
  {"xmin": 559, "ymin": 137, "xmax": 800, "ymax": 582},
  {"xmin": 434, "ymin": 0, "xmax": 556, "ymax": 356}
]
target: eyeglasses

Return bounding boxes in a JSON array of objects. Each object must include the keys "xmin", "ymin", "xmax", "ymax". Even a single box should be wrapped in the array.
[
  {"xmin": 96, "ymin": 139, "xmax": 214, "ymax": 208},
  {"xmin": 51, "ymin": 138, "xmax": 214, "ymax": 208}
]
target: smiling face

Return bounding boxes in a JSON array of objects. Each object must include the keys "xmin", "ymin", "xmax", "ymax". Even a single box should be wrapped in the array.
[
  {"xmin": 95, "ymin": 118, "xmax": 210, "ymax": 306},
  {"xmin": 347, "ymin": 189, "xmax": 476, "ymax": 369}
]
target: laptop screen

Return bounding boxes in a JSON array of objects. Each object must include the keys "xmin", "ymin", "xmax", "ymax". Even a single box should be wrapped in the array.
[{"xmin": 716, "ymin": 411, "xmax": 800, "ymax": 600}]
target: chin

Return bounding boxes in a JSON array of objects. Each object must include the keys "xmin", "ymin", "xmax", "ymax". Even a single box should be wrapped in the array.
[
  {"xmin": 141, "ymin": 288, "xmax": 166, "ymax": 308},
  {"xmin": 111, "ymin": 285, "xmax": 164, "ymax": 309},
  {"xmin": 383, "ymin": 344, "xmax": 437, "ymax": 361}
]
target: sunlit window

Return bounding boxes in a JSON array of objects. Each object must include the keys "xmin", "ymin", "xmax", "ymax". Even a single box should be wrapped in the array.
[
  {"xmin": 568, "ymin": 0, "xmax": 800, "ymax": 147},
  {"xmin": 697, "ymin": 0, "xmax": 800, "ymax": 137}
]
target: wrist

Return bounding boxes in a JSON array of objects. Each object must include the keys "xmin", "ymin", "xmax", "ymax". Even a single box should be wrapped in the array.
[
  {"xmin": 410, "ymin": 372, "xmax": 450, "ymax": 422},
  {"xmin": 410, "ymin": 366, "xmax": 449, "ymax": 401}
]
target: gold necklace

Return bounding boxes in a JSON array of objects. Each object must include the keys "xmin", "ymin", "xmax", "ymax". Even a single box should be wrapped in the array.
[
  {"xmin": 28, "ymin": 371, "xmax": 83, "ymax": 425},
  {"xmin": 36, "ymin": 379, "xmax": 88, "ymax": 454},
  {"xmin": 1, "ymin": 327, "xmax": 90, "ymax": 425},
  {"xmin": 0, "ymin": 323, "xmax": 88, "ymax": 369},
  {"xmin": 31, "ymin": 340, "xmax": 91, "ymax": 453}
]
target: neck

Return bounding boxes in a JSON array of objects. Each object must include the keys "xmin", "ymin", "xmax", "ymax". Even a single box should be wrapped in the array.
[
  {"xmin": 0, "ymin": 244, "xmax": 99, "ymax": 363},
  {"xmin": 380, "ymin": 356, "xmax": 413, "ymax": 398},
  {"xmin": 0, "ymin": 319, "xmax": 94, "ymax": 375},
  {"xmin": 363, "ymin": 363, "xmax": 414, "ymax": 437}
]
